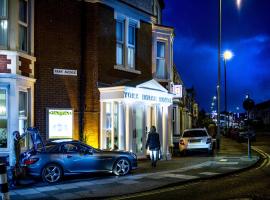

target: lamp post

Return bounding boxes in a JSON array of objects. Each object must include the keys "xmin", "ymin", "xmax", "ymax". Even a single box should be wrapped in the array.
[
  {"xmin": 216, "ymin": 0, "xmax": 222, "ymax": 150},
  {"xmin": 223, "ymin": 50, "xmax": 233, "ymax": 129}
]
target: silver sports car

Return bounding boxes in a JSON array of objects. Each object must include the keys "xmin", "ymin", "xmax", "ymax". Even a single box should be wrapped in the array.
[{"xmin": 21, "ymin": 128, "xmax": 137, "ymax": 183}]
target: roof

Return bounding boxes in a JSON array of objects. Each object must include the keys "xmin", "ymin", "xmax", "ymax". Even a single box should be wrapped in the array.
[{"xmin": 255, "ymin": 100, "xmax": 270, "ymax": 110}]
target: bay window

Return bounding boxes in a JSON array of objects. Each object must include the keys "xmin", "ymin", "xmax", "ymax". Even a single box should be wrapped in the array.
[
  {"xmin": 19, "ymin": 90, "xmax": 32, "ymax": 150},
  {"xmin": 18, "ymin": 0, "xmax": 28, "ymax": 52},
  {"xmin": 156, "ymin": 41, "xmax": 166, "ymax": 79},
  {"xmin": 0, "ymin": 88, "xmax": 8, "ymax": 148},
  {"xmin": 0, "ymin": 0, "xmax": 8, "ymax": 47}
]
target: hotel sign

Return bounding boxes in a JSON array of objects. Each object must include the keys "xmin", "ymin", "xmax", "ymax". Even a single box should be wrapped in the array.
[
  {"xmin": 123, "ymin": 89, "xmax": 172, "ymax": 104},
  {"xmin": 53, "ymin": 68, "xmax": 77, "ymax": 76}
]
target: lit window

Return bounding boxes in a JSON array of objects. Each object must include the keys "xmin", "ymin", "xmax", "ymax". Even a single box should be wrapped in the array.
[
  {"xmin": 0, "ymin": 0, "xmax": 8, "ymax": 47},
  {"xmin": 116, "ymin": 20, "xmax": 124, "ymax": 65},
  {"xmin": 18, "ymin": 0, "xmax": 28, "ymax": 52},
  {"xmin": 19, "ymin": 91, "xmax": 30, "ymax": 150},
  {"xmin": 115, "ymin": 17, "xmax": 137, "ymax": 70},
  {"xmin": 156, "ymin": 41, "xmax": 166, "ymax": 79},
  {"xmin": 128, "ymin": 24, "xmax": 135, "ymax": 68},
  {"xmin": 0, "ymin": 89, "xmax": 7, "ymax": 148}
]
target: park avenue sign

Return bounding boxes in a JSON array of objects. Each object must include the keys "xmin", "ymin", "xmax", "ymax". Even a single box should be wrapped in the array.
[{"xmin": 53, "ymin": 68, "xmax": 77, "ymax": 76}]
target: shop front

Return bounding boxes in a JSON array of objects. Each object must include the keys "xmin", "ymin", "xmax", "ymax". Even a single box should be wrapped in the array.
[{"xmin": 99, "ymin": 79, "xmax": 174, "ymax": 159}]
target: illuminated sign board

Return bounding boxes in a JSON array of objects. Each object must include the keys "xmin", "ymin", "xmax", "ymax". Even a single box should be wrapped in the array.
[
  {"xmin": 173, "ymin": 85, "xmax": 182, "ymax": 98},
  {"xmin": 123, "ymin": 89, "xmax": 172, "ymax": 104},
  {"xmin": 48, "ymin": 109, "xmax": 73, "ymax": 139}
]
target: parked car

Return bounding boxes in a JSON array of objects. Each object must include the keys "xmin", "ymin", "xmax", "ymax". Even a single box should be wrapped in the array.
[
  {"xmin": 179, "ymin": 128, "xmax": 213, "ymax": 155},
  {"xmin": 20, "ymin": 128, "xmax": 137, "ymax": 183}
]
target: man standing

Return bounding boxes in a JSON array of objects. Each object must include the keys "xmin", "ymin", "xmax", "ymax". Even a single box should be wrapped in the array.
[
  {"xmin": 11, "ymin": 131, "xmax": 25, "ymax": 186},
  {"xmin": 145, "ymin": 126, "xmax": 161, "ymax": 167}
]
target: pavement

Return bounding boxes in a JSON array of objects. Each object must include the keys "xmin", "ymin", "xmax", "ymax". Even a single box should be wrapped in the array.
[{"xmin": 9, "ymin": 136, "xmax": 260, "ymax": 200}]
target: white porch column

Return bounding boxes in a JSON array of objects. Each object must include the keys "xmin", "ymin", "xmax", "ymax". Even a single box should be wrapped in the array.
[
  {"xmin": 162, "ymin": 106, "xmax": 169, "ymax": 160},
  {"xmin": 156, "ymin": 105, "xmax": 162, "ymax": 152},
  {"xmin": 100, "ymin": 102, "xmax": 104, "ymax": 149},
  {"xmin": 118, "ymin": 102, "xmax": 125, "ymax": 150},
  {"xmin": 125, "ymin": 104, "xmax": 132, "ymax": 151}
]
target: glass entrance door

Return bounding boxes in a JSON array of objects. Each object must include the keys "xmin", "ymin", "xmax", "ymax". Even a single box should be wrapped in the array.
[{"xmin": 133, "ymin": 105, "xmax": 144, "ymax": 155}]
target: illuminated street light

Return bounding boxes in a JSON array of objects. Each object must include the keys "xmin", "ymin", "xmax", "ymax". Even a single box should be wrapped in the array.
[
  {"xmin": 237, "ymin": 0, "xmax": 242, "ymax": 10},
  {"xmin": 223, "ymin": 50, "xmax": 233, "ymax": 130},
  {"xmin": 217, "ymin": 0, "xmax": 241, "ymax": 150},
  {"xmin": 223, "ymin": 50, "xmax": 233, "ymax": 61}
]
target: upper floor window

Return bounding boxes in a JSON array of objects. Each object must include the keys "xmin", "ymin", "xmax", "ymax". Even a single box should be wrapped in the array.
[
  {"xmin": 156, "ymin": 41, "xmax": 166, "ymax": 79},
  {"xmin": 116, "ymin": 20, "xmax": 124, "ymax": 65},
  {"xmin": 115, "ymin": 16, "xmax": 138, "ymax": 71},
  {"xmin": 0, "ymin": 0, "xmax": 8, "ymax": 47},
  {"xmin": 18, "ymin": 0, "xmax": 28, "ymax": 52}
]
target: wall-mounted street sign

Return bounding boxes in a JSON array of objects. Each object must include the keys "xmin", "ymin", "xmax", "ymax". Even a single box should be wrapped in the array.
[{"xmin": 53, "ymin": 68, "xmax": 77, "ymax": 76}]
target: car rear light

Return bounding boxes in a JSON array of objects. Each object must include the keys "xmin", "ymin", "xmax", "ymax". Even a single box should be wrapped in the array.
[
  {"xmin": 24, "ymin": 158, "xmax": 39, "ymax": 165},
  {"xmin": 179, "ymin": 139, "xmax": 185, "ymax": 145},
  {"xmin": 206, "ymin": 138, "xmax": 212, "ymax": 144}
]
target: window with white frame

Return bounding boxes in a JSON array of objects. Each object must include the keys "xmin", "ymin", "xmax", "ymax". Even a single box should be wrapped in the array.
[
  {"xmin": 19, "ymin": 90, "xmax": 30, "ymax": 150},
  {"xmin": 156, "ymin": 41, "xmax": 166, "ymax": 79},
  {"xmin": 115, "ymin": 17, "xmax": 137, "ymax": 70},
  {"xmin": 18, "ymin": 0, "xmax": 28, "ymax": 52},
  {"xmin": 0, "ymin": 88, "xmax": 8, "ymax": 149},
  {"xmin": 0, "ymin": 0, "xmax": 8, "ymax": 47},
  {"xmin": 116, "ymin": 20, "xmax": 124, "ymax": 65}
]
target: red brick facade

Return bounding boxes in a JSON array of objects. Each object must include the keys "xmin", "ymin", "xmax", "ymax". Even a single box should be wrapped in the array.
[
  {"xmin": 34, "ymin": 1, "xmax": 153, "ymax": 146},
  {"xmin": 19, "ymin": 56, "xmax": 32, "ymax": 77},
  {"xmin": 0, "ymin": 54, "xmax": 11, "ymax": 73}
]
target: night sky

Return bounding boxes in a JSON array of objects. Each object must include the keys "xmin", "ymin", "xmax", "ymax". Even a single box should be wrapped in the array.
[{"xmin": 163, "ymin": 0, "xmax": 270, "ymax": 113}]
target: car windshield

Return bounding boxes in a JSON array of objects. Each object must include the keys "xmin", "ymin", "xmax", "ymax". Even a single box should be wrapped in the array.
[{"xmin": 183, "ymin": 130, "xmax": 207, "ymax": 137}]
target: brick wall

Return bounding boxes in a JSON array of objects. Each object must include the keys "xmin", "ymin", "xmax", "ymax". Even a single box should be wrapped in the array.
[
  {"xmin": 34, "ymin": 0, "xmax": 82, "ymax": 140},
  {"xmin": 0, "ymin": 54, "xmax": 11, "ymax": 73},
  {"xmin": 35, "ymin": 1, "xmax": 153, "ymax": 147}
]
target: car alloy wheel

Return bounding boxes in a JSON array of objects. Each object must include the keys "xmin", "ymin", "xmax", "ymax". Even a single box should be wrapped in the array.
[
  {"xmin": 42, "ymin": 164, "xmax": 62, "ymax": 183},
  {"xmin": 113, "ymin": 158, "xmax": 130, "ymax": 176}
]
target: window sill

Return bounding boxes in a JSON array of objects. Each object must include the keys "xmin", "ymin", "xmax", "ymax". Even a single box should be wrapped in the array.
[{"xmin": 114, "ymin": 65, "xmax": 141, "ymax": 74}]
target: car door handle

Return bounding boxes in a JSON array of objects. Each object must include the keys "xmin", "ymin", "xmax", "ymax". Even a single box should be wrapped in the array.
[{"xmin": 67, "ymin": 155, "xmax": 72, "ymax": 158}]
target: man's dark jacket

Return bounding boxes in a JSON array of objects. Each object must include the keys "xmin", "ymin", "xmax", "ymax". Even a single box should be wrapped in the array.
[{"xmin": 145, "ymin": 132, "xmax": 160, "ymax": 150}]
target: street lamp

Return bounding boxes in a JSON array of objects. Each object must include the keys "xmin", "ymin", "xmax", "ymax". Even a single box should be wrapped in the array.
[
  {"xmin": 217, "ymin": 0, "xmax": 240, "ymax": 150},
  {"xmin": 223, "ymin": 50, "xmax": 233, "ymax": 129},
  {"xmin": 223, "ymin": 50, "xmax": 233, "ymax": 130}
]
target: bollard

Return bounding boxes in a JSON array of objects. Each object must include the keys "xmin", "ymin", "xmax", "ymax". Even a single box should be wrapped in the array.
[{"xmin": 0, "ymin": 164, "xmax": 9, "ymax": 200}]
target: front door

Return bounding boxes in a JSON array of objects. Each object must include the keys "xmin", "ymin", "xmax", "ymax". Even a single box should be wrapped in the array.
[{"xmin": 132, "ymin": 105, "xmax": 144, "ymax": 156}]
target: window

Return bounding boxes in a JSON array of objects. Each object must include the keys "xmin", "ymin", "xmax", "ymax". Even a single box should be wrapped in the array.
[
  {"xmin": 0, "ymin": 89, "xmax": 8, "ymax": 148},
  {"xmin": 156, "ymin": 41, "xmax": 166, "ymax": 79},
  {"xmin": 172, "ymin": 107, "xmax": 176, "ymax": 135},
  {"xmin": 128, "ymin": 23, "xmax": 136, "ymax": 68},
  {"xmin": 0, "ymin": 0, "xmax": 8, "ymax": 47},
  {"xmin": 18, "ymin": 0, "xmax": 28, "ymax": 52},
  {"xmin": 116, "ymin": 20, "xmax": 124, "ymax": 65},
  {"xmin": 115, "ymin": 17, "xmax": 137, "ymax": 70},
  {"xmin": 19, "ymin": 90, "xmax": 30, "ymax": 150}
]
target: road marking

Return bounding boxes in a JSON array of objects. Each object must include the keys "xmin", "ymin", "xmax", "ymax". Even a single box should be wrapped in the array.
[
  {"xmin": 216, "ymin": 162, "xmax": 239, "ymax": 165},
  {"xmin": 199, "ymin": 172, "xmax": 220, "ymax": 176},
  {"xmin": 252, "ymin": 146, "xmax": 270, "ymax": 169},
  {"xmin": 159, "ymin": 173, "xmax": 199, "ymax": 180}
]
